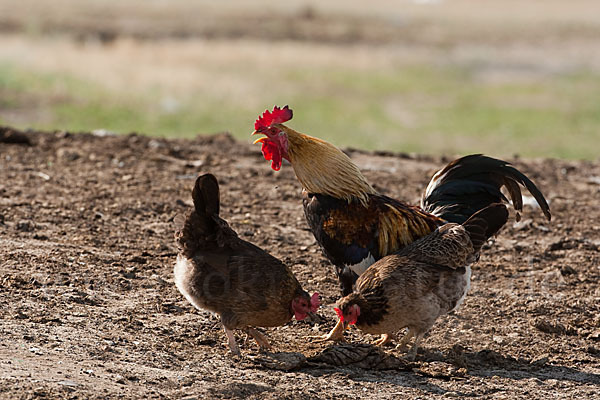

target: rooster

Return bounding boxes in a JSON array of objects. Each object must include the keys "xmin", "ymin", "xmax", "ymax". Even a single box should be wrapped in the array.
[
  {"xmin": 251, "ymin": 105, "xmax": 551, "ymax": 297},
  {"xmin": 174, "ymin": 173, "xmax": 320, "ymax": 356},
  {"xmin": 334, "ymin": 204, "xmax": 509, "ymax": 357}
]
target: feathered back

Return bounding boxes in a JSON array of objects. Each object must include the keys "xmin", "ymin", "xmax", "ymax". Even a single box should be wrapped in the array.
[
  {"xmin": 461, "ymin": 203, "xmax": 509, "ymax": 253},
  {"xmin": 422, "ymin": 154, "xmax": 551, "ymax": 223}
]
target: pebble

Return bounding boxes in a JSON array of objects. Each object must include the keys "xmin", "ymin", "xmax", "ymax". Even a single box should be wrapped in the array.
[
  {"xmin": 58, "ymin": 380, "xmax": 79, "ymax": 388},
  {"xmin": 444, "ymin": 392, "xmax": 460, "ymax": 398},
  {"xmin": 16, "ymin": 220, "xmax": 35, "ymax": 232}
]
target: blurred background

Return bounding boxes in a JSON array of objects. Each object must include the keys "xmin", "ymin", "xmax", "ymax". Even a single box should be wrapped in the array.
[{"xmin": 0, "ymin": 0, "xmax": 599, "ymax": 159}]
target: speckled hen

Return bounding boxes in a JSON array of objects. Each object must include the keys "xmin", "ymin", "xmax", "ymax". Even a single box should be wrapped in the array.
[{"xmin": 333, "ymin": 204, "xmax": 509, "ymax": 358}]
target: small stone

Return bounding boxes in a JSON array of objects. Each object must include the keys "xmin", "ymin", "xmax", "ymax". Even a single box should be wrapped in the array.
[
  {"xmin": 92, "ymin": 129, "xmax": 116, "ymax": 137},
  {"xmin": 531, "ymin": 356, "xmax": 549, "ymax": 367},
  {"xmin": 36, "ymin": 172, "xmax": 51, "ymax": 181},
  {"xmin": 560, "ymin": 265, "xmax": 577, "ymax": 276},
  {"xmin": 151, "ymin": 274, "xmax": 167, "ymax": 285},
  {"xmin": 122, "ymin": 268, "xmax": 137, "ymax": 279},
  {"xmin": 56, "ymin": 148, "xmax": 81, "ymax": 161},
  {"xmin": 16, "ymin": 220, "xmax": 35, "ymax": 232},
  {"xmin": 129, "ymin": 256, "xmax": 147, "ymax": 264},
  {"xmin": 444, "ymin": 392, "xmax": 460, "ymax": 398},
  {"xmin": 588, "ymin": 330, "xmax": 600, "ymax": 341},
  {"xmin": 58, "ymin": 380, "xmax": 79, "ymax": 388}
]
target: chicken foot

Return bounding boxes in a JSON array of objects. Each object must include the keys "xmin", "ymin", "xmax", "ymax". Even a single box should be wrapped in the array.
[
  {"xmin": 407, "ymin": 332, "xmax": 425, "ymax": 360},
  {"xmin": 313, "ymin": 318, "xmax": 347, "ymax": 342},
  {"xmin": 394, "ymin": 328, "xmax": 423, "ymax": 360},
  {"xmin": 394, "ymin": 328, "xmax": 414, "ymax": 352},
  {"xmin": 247, "ymin": 327, "xmax": 273, "ymax": 352},
  {"xmin": 374, "ymin": 333, "xmax": 396, "ymax": 347},
  {"xmin": 224, "ymin": 326, "xmax": 241, "ymax": 356}
]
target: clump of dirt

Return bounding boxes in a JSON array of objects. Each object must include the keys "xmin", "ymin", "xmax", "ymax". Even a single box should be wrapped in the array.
[{"xmin": 1, "ymin": 127, "xmax": 599, "ymax": 398}]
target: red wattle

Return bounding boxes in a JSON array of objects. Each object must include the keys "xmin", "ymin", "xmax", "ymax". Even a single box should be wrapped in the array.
[
  {"xmin": 334, "ymin": 307, "xmax": 344, "ymax": 322},
  {"xmin": 261, "ymin": 141, "xmax": 282, "ymax": 171},
  {"xmin": 294, "ymin": 311, "xmax": 307, "ymax": 321}
]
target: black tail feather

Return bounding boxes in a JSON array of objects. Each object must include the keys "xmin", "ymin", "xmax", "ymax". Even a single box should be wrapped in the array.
[
  {"xmin": 462, "ymin": 203, "xmax": 509, "ymax": 253},
  {"xmin": 176, "ymin": 173, "xmax": 222, "ymax": 257},
  {"xmin": 422, "ymin": 154, "xmax": 551, "ymax": 224},
  {"xmin": 192, "ymin": 173, "xmax": 220, "ymax": 219}
]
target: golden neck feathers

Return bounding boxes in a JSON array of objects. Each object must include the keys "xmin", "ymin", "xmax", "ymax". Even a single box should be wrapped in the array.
[{"xmin": 282, "ymin": 126, "xmax": 376, "ymax": 206}]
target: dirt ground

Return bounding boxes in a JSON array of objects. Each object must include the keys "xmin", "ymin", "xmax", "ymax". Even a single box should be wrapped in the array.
[{"xmin": 1, "ymin": 127, "xmax": 599, "ymax": 399}]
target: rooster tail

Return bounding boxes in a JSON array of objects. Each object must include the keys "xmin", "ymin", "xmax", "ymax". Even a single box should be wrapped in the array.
[
  {"xmin": 421, "ymin": 154, "xmax": 551, "ymax": 224},
  {"xmin": 462, "ymin": 203, "xmax": 509, "ymax": 253},
  {"xmin": 176, "ymin": 173, "xmax": 222, "ymax": 257}
]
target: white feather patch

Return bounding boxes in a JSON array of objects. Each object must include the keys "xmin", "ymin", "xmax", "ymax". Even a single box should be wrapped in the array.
[
  {"xmin": 452, "ymin": 265, "xmax": 472, "ymax": 312},
  {"xmin": 347, "ymin": 254, "xmax": 376, "ymax": 276},
  {"xmin": 174, "ymin": 255, "xmax": 204, "ymax": 311},
  {"xmin": 422, "ymin": 169, "xmax": 444, "ymax": 207}
]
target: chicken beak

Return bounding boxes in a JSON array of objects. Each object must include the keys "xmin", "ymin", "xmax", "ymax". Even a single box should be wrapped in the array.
[{"xmin": 251, "ymin": 131, "xmax": 267, "ymax": 145}]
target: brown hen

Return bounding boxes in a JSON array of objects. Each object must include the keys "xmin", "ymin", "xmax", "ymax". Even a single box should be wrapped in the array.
[{"xmin": 174, "ymin": 173, "xmax": 319, "ymax": 355}]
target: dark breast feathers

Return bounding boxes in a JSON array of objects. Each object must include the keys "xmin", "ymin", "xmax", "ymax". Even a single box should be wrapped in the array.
[{"xmin": 303, "ymin": 192, "xmax": 444, "ymax": 292}]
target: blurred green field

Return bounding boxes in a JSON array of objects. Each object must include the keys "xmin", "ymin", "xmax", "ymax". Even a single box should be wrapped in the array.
[{"xmin": 1, "ymin": 0, "xmax": 600, "ymax": 159}]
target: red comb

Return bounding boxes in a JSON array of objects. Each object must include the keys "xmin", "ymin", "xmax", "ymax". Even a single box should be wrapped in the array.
[
  {"xmin": 255, "ymin": 105, "xmax": 293, "ymax": 130},
  {"xmin": 334, "ymin": 307, "xmax": 344, "ymax": 322},
  {"xmin": 310, "ymin": 293, "xmax": 320, "ymax": 313}
]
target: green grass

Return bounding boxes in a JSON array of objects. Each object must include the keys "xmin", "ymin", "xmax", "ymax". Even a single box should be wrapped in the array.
[{"xmin": 1, "ymin": 61, "xmax": 599, "ymax": 159}]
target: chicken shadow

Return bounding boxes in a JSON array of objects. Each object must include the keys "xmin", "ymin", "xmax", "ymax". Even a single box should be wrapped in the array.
[
  {"xmin": 292, "ymin": 343, "xmax": 599, "ymax": 396},
  {"xmin": 442, "ymin": 346, "xmax": 600, "ymax": 385},
  {"xmin": 300, "ymin": 343, "xmax": 447, "ymax": 395}
]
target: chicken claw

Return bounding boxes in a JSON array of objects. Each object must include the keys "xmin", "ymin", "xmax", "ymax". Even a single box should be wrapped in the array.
[
  {"xmin": 312, "ymin": 319, "xmax": 347, "ymax": 343},
  {"xmin": 394, "ymin": 328, "xmax": 414, "ymax": 353},
  {"xmin": 373, "ymin": 333, "xmax": 396, "ymax": 347},
  {"xmin": 395, "ymin": 328, "xmax": 424, "ymax": 360},
  {"xmin": 247, "ymin": 328, "xmax": 273, "ymax": 352}
]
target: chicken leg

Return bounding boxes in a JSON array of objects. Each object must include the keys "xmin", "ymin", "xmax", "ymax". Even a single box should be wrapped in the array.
[
  {"xmin": 394, "ymin": 328, "xmax": 414, "ymax": 353},
  {"xmin": 405, "ymin": 332, "xmax": 425, "ymax": 360},
  {"xmin": 247, "ymin": 328, "xmax": 273, "ymax": 352},
  {"xmin": 224, "ymin": 327, "xmax": 241, "ymax": 356},
  {"xmin": 394, "ymin": 328, "xmax": 424, "ymax": 360}
]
